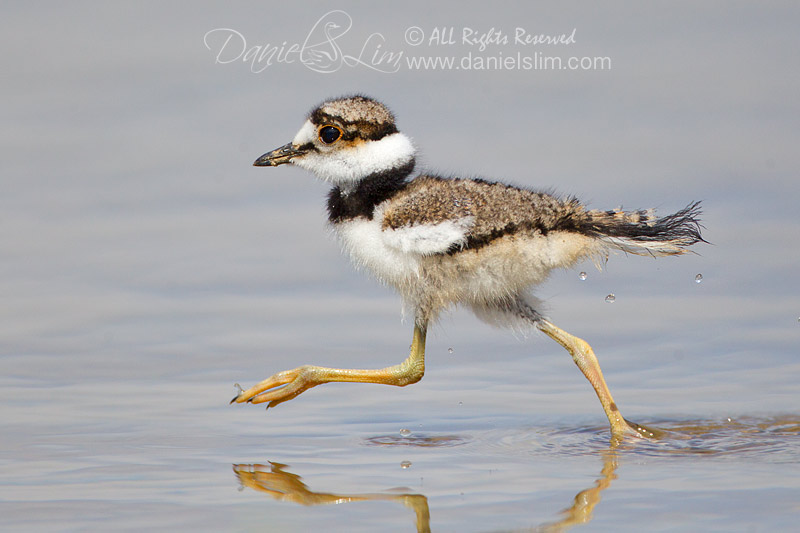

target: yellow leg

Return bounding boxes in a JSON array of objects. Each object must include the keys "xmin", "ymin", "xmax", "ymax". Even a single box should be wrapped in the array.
[
  {"xmin": 232, "ymin": 322, "xmax": 427, "ymax": 409},
  {"xmin": 536, "ymin": 319, "xmax": 655, "ymax": 439}
]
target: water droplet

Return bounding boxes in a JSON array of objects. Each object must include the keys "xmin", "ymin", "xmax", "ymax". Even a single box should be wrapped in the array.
[
  {"xmin": 579, "ymin": 271, "xmax": 587, "ymax": 281},
  {"xmin": 458, "ymin": 401, "xmax": 463, "ymax": 406},
  {"xmin": 399, "ymin": 428, "xmax": 411, "ymax": 437},
  {"xmin": 233, "ymin": 383, "xmax": 244, "ymax": 395},
  {"xmin": 400, "ymin": 460, "xmax": 412, "ymax": 469},
  {"xmin": 605, "ymin": 293, "xmax": 616, "ymax": 303},
  {"xmin": 695, "ymin": 273, "xmax": 703, "ymax": 284},
  {"xmin": 447, "ymin": 347, "xmax": 454, "ymax": 354}
]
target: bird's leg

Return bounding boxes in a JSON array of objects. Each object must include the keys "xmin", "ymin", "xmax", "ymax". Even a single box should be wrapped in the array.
[
  {"xmin": 535, "ymin": 318, "xmax": 657, "ymax": 439},
  {"xmin": 231, "ymin": 321, "xmax": 427, "ymax": 409}
]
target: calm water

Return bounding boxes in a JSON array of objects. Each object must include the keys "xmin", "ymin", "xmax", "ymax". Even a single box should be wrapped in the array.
[
  {"xmin": 3, "ymin": 3, "xmax": 799, "ymax": 531},
  {"xmin": 2, "ymin": 335, "xmax": 799, "ymax": 532}
]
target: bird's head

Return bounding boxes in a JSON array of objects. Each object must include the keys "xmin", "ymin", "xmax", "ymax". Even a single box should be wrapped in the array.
[{"xmin": 254, "ymin": 96, "xmax": 415, "ymax": 190}]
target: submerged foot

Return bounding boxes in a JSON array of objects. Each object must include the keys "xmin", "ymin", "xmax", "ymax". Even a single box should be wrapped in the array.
[{"xmin": 621, "ymin": 418, "xmax": 666, "ymax": 440}]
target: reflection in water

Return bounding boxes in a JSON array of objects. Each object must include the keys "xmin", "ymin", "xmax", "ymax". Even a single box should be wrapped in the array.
[
  {"xmin": 233, "ymin": 462, "xmax": 431, "ymax": 533},
  {"xmin": 533, "ymin": 450, "xmax": 618, "ymax": 533},
  {"xmin": 233, "ymin": 451, "xmax": 619, "ymax": 533},
  {"xmin": 233, "ymin": 416, "xmax": 800, "ymax": 532}
]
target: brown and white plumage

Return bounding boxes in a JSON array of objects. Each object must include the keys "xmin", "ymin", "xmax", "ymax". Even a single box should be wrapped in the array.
[{"xmin": 235, "ymin": 95, "xmax": 704, "ymax": 440}]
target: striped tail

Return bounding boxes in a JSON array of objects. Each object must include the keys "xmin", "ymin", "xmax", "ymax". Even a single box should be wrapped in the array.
[{"xmin": 583, "ymin": 201, "xmax": 705, "ymax": 257}]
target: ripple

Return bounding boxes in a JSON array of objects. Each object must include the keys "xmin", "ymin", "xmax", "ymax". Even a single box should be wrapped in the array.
[
  {"xmin": 447, "ymin": 415, "xmax": 800, "ymax": 461},
  {"xmin": 622, "ymin": 415, "xmax": 800, "ymax": 461},
  {"xmin": 478, "ymin": 425, "xmax": 612, "ymax": 457},
  {"xmin": 363, "ymin": 433, "xmax": 470, "ymax": 448}
]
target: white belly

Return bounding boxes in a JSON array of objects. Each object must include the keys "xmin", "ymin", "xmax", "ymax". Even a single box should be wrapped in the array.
[{"xmin": 334, "ymin": 205, "xmax": 598, "ymax": 316}]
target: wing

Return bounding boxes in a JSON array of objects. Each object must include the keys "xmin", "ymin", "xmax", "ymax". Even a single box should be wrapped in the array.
[
  {"xmin": 379, "ymin": 176, "xmax": 476, "ymax": 256},
  {"xmin": 380, "ymin": 175, "xmax": 582, "ymax": 256}
]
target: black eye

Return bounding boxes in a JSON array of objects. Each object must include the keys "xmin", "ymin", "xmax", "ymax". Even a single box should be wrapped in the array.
[{"xmin": 319, "ymin": 125, "xmax": 341, "ymax": 144}]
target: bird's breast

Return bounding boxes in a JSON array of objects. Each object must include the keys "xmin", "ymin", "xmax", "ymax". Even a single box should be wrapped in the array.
[{"xmin": 333, "ymin": 214, "xmax": 422, "ymax": 288}]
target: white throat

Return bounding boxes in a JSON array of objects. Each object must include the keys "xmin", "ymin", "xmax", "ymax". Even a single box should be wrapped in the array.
[{"xmin": 291, "ymin": 122, "xmax": 415, "ymax": 188}]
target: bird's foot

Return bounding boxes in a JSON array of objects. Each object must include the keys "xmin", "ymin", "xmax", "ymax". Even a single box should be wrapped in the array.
[
  {"xmin": 608, "ymin": 418, "xmax": 666, "ymax": 445},
  {"xmin": 230, "ymin": 365, "xmax": 321, "ymax": 409},
  {"xmin": 624, "ymin": 418, "xmax": 666, "ymax": 439}
]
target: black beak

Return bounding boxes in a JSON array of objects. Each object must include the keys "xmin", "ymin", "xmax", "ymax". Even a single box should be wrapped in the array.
[{"xmin": 253, "ymin": 142, "xmax": 306, "ymax": 167}]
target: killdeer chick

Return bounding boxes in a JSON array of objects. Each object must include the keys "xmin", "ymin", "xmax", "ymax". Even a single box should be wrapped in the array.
[{"xmin": 234, "ymin": 95, "xmax": 704, "ymax": 438}]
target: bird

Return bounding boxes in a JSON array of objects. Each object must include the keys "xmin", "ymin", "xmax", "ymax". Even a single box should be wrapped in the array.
[{"xmin": 233, "ymin": 95, "xmax": 704, "ymax": 439}]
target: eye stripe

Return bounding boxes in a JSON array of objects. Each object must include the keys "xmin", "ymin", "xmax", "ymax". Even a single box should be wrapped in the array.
[
  {"xmin": 296, "ymin": 142, "xmax": 318, "ymax": 153},
  {"xmin": 310, "ymin": 110, "xmax": 398, "ymax": 141}
]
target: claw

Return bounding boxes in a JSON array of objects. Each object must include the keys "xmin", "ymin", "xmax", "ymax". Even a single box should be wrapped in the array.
[{"xmin": 230, "ymin": 383, "xmax": 245, "ymax": 404}]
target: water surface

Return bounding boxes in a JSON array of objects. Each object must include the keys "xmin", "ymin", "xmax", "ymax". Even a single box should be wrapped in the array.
[{"xmin": 2, "ymin": 3, "xmax": 799, "ymax": 531}]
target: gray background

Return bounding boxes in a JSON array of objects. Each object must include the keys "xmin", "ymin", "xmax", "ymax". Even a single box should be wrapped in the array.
[{"xmin": 2, "ymin": 2, "xmax": 798, "ymax": 531}]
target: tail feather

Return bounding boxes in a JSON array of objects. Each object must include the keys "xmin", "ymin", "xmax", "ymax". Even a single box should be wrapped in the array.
[{"xmin": 583, "ymin": 201, "xmax": 705, "ymax": 257}]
